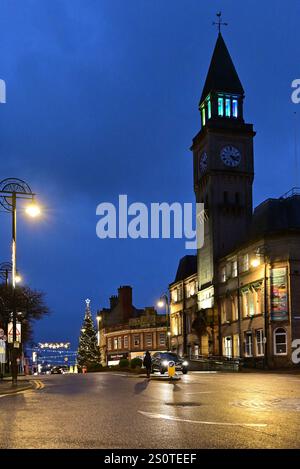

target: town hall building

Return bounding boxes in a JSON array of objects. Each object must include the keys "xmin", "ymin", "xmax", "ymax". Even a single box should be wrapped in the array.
[{"xmin": 169, "ymin": 32, "xmax": 300, "ymax": 368}]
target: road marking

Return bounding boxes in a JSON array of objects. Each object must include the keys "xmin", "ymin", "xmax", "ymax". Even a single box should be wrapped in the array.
[
  {"xmin": 33, "ymin": 380, "xmax": 45, "ymax": 390},
  {"xmin": 138, "ymin": 411, "xmax": 267, "ymax": 428},
  {"xmin": 110, "ymin": 373, "xmax": 128, "ymax": 377},
  {"xmin": 185, "ymin": 391, "xmax": 214, "ymax": 394},
  {"xmin": 191, "ymin": 371, "xmax": 217, "ymax": 374}
]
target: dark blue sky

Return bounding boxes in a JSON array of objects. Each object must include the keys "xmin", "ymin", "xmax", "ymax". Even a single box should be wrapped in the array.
[{"xmin": 0, "ymin": 0, "xmax": 299, "ymax": 345}]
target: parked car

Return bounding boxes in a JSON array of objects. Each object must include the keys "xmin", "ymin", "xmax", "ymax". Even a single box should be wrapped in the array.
[{"xmin": 151, "ymin": 352, "xmax": 189, "ymax": 374}]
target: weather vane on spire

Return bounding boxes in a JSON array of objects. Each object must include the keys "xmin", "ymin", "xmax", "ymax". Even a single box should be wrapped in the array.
[{"xmin": 213, "ymin": 12, "xmax": 228, "ymax": 34}]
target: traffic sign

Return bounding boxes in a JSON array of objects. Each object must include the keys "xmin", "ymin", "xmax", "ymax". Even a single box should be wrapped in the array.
[{"xmin": 7, "ymin": 322, "xmax": 21, "ymax": 343}]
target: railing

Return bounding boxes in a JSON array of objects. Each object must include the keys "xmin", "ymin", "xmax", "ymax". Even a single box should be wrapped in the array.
[
  {"xmin": 189, "ymin": 355, "xmax": 243, "ymax": 372},
  {"xmin": 280, "ymin": 187, "xmax": 300, "ymax": 199}
]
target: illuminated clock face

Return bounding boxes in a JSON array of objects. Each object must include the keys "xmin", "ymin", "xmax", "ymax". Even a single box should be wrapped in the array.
[
  {"xmin": 199, "ymin": 151, "xmax": 208, "ymax": 174},
  {"xmin": 220, "ymin": 145, "xmax": 241, "ymax": 167}
]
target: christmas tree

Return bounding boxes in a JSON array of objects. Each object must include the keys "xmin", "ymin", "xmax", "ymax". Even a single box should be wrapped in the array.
[{"xmin": 77, "ymin": 299, "xmax": 101, "ymax": 370}]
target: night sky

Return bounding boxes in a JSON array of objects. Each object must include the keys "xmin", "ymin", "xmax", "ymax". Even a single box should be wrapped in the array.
[{"xmin": 0, "ymin": 0, "xmax": 299, "ymax": 346}]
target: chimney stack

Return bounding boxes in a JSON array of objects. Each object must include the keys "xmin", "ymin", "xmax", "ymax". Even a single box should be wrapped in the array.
[{"xmin": 118, "ymin": 286, "xmax": 132, "ymax": 321}]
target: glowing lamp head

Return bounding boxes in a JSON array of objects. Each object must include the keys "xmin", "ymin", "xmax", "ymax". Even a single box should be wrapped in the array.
[
  {"xmin": 251, "ymin": 258, "xmax": 260, "ymax": 268},
  {"xmin": 167, "ymin": 331, "xmax": 171, "ymax": 336},
  {"xmin": 157, "ymin": 300, "xmax": 164, "ymax": 308},
  {"xmin": 25, "ymin": 203, "xmax": 41, "ymax": 218},
  {"xmin": 15, "ymin": 274, "xmax": 22, "ymax": 284}
]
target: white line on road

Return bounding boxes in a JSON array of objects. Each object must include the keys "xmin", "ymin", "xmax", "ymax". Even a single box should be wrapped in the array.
[
  {"xmin": 185, "ymin": 391, "xmax": 214, "ymax": 394},
  {"xmin": 138, "ymin": 411, "xmax": 267, "ymax": 428},
  {"xmin": 110, "ymin": 373, "xmax": 128, "ymax": 377},
  {"xmin": 191, "ymin": 371, "xmax": 217, "ymax": 374}
]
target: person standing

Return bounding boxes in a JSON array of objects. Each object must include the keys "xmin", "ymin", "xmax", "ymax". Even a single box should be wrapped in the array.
[{"xmin": 143, "ymin": 351, "xmax": 152, "ymax": 379}]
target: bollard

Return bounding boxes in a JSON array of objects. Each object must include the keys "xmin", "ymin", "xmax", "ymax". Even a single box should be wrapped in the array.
[{"xmin": 168, "ymin": 361, "xmax": 176, "ymax": 379}]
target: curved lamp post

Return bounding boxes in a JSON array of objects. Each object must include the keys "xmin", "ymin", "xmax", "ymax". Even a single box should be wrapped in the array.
[
  {"xmin": 157, "ymin": 293, "xmax": 171, "ymax": 351},
  {"xmin": 0, "ymin": 178, "xmax": 41, "ymax": 386}
]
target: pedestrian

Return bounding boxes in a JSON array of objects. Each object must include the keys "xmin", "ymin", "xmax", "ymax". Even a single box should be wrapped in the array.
[{"xmin": 143, "ymin": 351, "xmax": 152, "ymax": 379}]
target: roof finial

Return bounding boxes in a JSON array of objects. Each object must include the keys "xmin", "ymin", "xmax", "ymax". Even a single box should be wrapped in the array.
[{"xmin": 212, "ymin": 11, "xmax": 228, "ymax": 34}]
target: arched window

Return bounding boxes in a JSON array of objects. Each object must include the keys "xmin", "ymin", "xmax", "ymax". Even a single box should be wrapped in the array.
[{"xmin": 274, "ymin": 328, "xmax": 287, "ymax": 355}]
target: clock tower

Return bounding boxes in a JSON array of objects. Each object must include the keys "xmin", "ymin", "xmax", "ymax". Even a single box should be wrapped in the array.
[{"xmin": 192, "ymin": 32, "xmax": 255, "ymax": 315}]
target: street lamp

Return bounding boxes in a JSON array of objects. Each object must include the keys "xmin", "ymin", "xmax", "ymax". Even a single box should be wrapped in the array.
[
  {"xmin": 0, "ymin": 178, "xmax": 41, "ymax": 386},
  {"xmin": 157, "ymin": 293, "xmax": 171, "ymax": 351},
  {"xmin": 251, "ymin": 258, "xmax": 260, "ymax": 268}
]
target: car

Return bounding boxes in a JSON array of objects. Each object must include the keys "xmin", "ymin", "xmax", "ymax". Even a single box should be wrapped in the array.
[
  {"xmin": 151, "ymin": 352, "xmax": 189, "ymax": 374},
  {"xmin": 50, "ymin": 366, "xmax": 62, "ymax": 374}
]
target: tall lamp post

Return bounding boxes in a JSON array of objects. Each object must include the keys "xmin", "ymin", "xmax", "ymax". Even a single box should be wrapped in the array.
[
  {"xmin": 157, "ymin": 293, "xmax": 171, "ymax": 351},
  {"xmin": 0, "ymin": 178, "xmax": 41, "ymax": 386}
]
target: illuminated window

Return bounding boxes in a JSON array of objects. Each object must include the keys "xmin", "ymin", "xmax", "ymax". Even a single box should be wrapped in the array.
[
  {"xmin": 118, "ymin": 336, "xmax": 122, "ymax": 349},
  {"xmin": 108, "ymin": 338, "xmax": 112, "ymax": 350},
  {"xmin": 171, "ymin": 289, "xmax": 178, "ymax": 303},
  {"xmin": 201, "ymin": 107, "xmax": 206, "ymax": 126},
  {"xmin": 225, "ymin": 98, "xmax": 231, "ymax": 117},
  {"xmin": 113, "ymin": 337, "xmax": 118, "ymax": 349},
  {"xmin": 232, "ymin": 260, "xmax": 238, "ymax": 277},
  {"xmin": 207, "ymin": 99, "xmax": 211, "ymax": 119},
  {"xmin": 241, "ymin": 254, "xmax": 249, "ymax": 272},
  {"xmin": 242, "ymin": 290, "xmax": 255, "ymax": 317},
  {"xmin": 133, "ymin": 335, "xmax": 140, "ymax": 347},
  {"xmin": 223, "ymin": 337, "xmax": 232, "ymax": 358},
  {"xmin": 218, "ymin": 97, "xmax": 224, "ymax": 116},
  {"xmin": 232, "ymin": 99, "xmax": 238, "ymax": 117},
  {"xmin": 124, "ymin": 336, "xmax": 128, "ymax": 348}
]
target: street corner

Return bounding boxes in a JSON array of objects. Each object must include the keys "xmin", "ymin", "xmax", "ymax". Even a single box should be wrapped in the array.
[{"xmin": 0, "ymin": 379, "xmax": 36, "ymax": 397}]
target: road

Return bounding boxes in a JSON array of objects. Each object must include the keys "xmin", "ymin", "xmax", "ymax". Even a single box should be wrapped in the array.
[{"xmin": 0, "ymin": 371, "xmax": 300, "ymax": 448}]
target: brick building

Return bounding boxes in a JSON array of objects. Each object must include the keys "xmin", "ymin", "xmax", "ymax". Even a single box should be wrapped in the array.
[{"xmin": 97, "ymin": 286, "xmax": 167, "ymax": 366}]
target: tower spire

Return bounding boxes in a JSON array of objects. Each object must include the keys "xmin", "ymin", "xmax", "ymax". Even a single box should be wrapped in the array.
[{"xmin": 212, "ymin": 11, "xmax": 228, "ymax": 34}]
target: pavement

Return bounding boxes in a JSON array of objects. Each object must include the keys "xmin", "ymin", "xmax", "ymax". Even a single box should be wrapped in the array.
[
  {"xmin": 0, "ymin": 377, "xmax": 35, "ymax": 395},
  {"xmin": 0, "ymin": 371, "xmax": 300, "ymax": 448}
]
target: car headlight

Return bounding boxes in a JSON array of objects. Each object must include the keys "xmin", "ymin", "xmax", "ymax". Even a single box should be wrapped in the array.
[
  {"xmin": 162, "ymin": 360, "xmax": 168, "ymax": 367},
  {"xmin": 182, "ymin": 361, "xmax": 188, "ymax": 367}
]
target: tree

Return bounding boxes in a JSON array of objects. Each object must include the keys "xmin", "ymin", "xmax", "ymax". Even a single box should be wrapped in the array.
[
  {"xmin": 0, "ymin": 283, "xmax": 50, "ymax": 344},
  {"xmin": 77, "ymin": 299, "xmax": 101, "ymax": 370}
]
